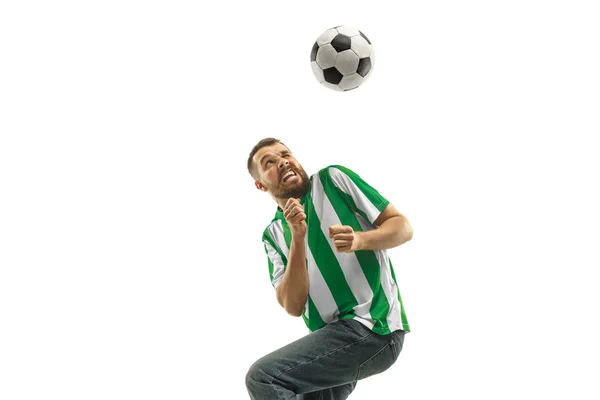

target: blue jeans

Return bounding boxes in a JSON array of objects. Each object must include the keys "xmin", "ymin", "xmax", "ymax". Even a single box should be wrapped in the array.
[{"xmin": 246, "ymin": 319, "xmax": 405, "ymax": 399}]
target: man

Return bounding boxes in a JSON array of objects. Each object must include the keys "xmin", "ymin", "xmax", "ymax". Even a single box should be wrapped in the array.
[{"xmin": 245, "ymin": 138, "xmax": 413, "ymax": 399}]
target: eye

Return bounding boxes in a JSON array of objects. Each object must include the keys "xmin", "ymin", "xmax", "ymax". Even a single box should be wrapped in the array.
[{"xmin": 266, "ymin": 160, "xmax": 274, "ymax": 165}]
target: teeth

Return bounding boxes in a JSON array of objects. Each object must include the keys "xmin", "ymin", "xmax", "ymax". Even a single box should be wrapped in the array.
[{"xmin": 283, "ymin": 170, "xmax": 296, "ymax": 181}]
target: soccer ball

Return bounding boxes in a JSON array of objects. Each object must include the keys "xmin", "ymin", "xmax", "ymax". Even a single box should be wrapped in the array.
[{"xmin": 310, "ymin": 26, "xmax": 374, "ymax": 92}]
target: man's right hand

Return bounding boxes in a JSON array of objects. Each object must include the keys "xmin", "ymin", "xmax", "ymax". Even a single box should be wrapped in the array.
[{"xmin": 283, "ymin": 198, "xmax": 307, "ymax": 237}]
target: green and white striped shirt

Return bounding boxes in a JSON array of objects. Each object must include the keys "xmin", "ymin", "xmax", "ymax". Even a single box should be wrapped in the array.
[{"xmin": 262, "ymin": 165, "xmax": 410, "ymax": 335}]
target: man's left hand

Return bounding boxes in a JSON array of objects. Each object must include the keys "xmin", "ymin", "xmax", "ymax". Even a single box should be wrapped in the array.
[{"xmin": 328, "ymin": 224, "xmax": 361, "ymax": 253}]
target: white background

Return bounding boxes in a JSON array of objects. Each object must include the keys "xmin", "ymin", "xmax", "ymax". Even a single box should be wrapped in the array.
[{"xmin": 1, "ymin": 1, "xmax": 599, "ymax": 399}]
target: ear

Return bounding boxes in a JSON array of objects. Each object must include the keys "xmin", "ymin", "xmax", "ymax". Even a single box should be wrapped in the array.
[{"xmin": 255, "ymin": 179, "xmax": 268, "ymax": 192}]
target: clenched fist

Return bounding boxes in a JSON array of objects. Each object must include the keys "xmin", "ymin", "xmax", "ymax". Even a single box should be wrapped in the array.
[
  {"xmin": 283, "ymin": 198, "xmax": 306, "ymax": 237},
  {"xmin": 329, "ymin": 224, "xmax": 361, "ymax": 253}
]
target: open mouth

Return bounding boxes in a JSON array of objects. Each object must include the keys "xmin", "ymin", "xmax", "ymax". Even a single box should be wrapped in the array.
[{"xmin": 282, "ymin": 169, "xmax": 297, "ymax": 182}]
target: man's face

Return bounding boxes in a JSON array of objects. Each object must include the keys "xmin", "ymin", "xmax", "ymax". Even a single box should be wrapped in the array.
[{"xmin": 253, "ymin": 143, "xmax": 310, "ymax": 200}]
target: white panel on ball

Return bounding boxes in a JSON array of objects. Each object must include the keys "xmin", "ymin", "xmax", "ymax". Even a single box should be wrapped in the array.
[
  {"xmin": 338, "ymin": 74, "xmax": 363, "ymax": 91},
  {"xmin": 316, "ymin": 44, "xmax": 338, "ymax": 69},
  {"xmin": 350, "ymin": 35, "xmax": 372, "ymax": 58},
  {"xmin": 316, "ymin": 29, "xmax": 338, "ymax": 46},
  {"xmin": 335, "ymin": 50, "xmax": 360, "ymax": 76},
  {"xmin": 311, "ymin": 62, "xmax": 324, "ymax": 83},
  {"xmin": 322, "ymin": 81, "xmax": 343, "ymax": 91},
  {"xmin": 336, "ymin": 26, "xmax": 360, "ymax": 37}
]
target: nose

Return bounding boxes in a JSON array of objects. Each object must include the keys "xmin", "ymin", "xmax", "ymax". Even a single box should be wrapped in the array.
[{"xmin": 278, "ymin": 157, "xmax": 289, "ymax": 169}]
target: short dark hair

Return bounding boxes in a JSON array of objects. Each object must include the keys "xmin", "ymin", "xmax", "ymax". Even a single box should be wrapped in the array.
[{"xmin": 247, "ymin": 137, "xmax": 288, "ymax": 178}]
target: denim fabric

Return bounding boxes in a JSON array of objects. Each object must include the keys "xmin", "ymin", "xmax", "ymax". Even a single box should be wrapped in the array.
[{"xmin": 246, "ymin": 319, "xmax": 405, "ymax": 399}]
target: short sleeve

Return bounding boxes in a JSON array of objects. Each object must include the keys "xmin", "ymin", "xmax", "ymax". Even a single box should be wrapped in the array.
[
  {"xmin": 264, "ymin": 240, "xmax": 286, "ymax": 289},
  {"xmin": 262, "ymin": 222, "xmax": 289, "ymax": 290},
  {"xmin": 326, "ymin": 165, "xmax": 389, "ymax": 225}
]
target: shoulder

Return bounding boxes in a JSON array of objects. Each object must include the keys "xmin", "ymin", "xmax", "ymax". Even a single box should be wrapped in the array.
[
  {"xmin": 315, "ymin": 165, "xmax": 355, "ymax": 177},
  {"xmin": 313, "ymin": 165, "xmax": 360, "ymax": 183}
]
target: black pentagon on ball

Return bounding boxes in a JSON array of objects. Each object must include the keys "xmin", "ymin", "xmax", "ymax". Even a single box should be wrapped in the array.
[
  {"xmin": 357, "ymin": 57, "xmax": 372, "ymax": 77},
  {"xmin": 331, "ymin": 34, "xmax": 351, "ymax": 52},
  {"xmin": 323, "ymin": 67, "xmax": 343, "ymax": 84},
  {"xmin": 310, "ymin": 42, "xmax": 319, "ymax": 62},
  {"xmin": 359, "ymin": 31, "xmax": 371, "ymax": 44}
]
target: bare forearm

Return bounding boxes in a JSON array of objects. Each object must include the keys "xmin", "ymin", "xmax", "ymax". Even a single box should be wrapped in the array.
[
  {"xmin": 276, "ymin": 237, "xmax": 308, "ymax": 317},
  {"xmin": 357, "ymin": 216, "xmax": 413, "ymax": 251}
]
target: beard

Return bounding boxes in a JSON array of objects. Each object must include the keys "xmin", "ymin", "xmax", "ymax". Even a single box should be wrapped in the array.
[{"xmin": 270, "ymin": 166, "xmax": 311, "ymax": 200}]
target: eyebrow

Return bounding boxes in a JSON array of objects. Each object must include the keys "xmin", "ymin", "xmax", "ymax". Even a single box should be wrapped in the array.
[{"xmin": 258, "ymin": 150, "xmax": 289, "ymax": 166}]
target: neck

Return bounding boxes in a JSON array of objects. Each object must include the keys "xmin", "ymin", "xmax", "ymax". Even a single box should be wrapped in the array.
[
  {"xmin": 276, "ymin": 198, "xmax": 289, "ymax": 211},
  {"xmin": 272, "ymin": 186, "xmax": 309, "ymax": 210}
]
